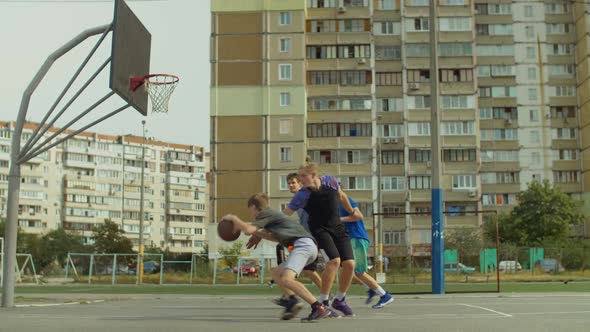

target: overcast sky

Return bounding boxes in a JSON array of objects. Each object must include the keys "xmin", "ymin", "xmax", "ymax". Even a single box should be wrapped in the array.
[{"xmin": 0, "ymin": 0, "xmax": 210, "ymax": 148}]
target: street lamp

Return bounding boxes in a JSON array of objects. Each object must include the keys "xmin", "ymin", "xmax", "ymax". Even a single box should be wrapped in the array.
[{"xmin": 138, "ymin": 120, "xmax": 146, "ymax": 284}]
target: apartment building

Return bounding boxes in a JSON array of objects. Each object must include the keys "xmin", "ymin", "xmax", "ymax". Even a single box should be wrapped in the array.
[
  {"xmin": 0, "ymin": 121, "xmax": 208, "ymax": 253},
  {"xmin": 210, "ymin": 0, "xmax": 589, "ymax": 259}
]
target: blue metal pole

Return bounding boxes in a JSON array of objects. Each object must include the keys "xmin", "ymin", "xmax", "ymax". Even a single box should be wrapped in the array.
[{"xmin": 431, "ymin": 188, "xmax": 444, "ymax": 294}]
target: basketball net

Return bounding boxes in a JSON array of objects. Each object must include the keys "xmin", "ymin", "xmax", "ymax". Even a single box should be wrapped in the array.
[{"xmin": 142, "ymin": 74, "xmax": 179, "ymax": 114}]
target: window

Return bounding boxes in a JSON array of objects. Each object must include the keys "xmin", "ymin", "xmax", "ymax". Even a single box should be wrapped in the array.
[
  {"xmin": 528, "ymin": 88, "xmax": 538, "ymax": 101},
  {"xmin": 279, "ymin": 92, "xmax": 291, "ymax": 106},
  {"xmin": 441, "ymin": 121, "xmax": 475, "ymax": 135},
  {"xmin": 546, "ymin": 24, "xmax": 573, "ymax": 34},
  {"xmin": 551, "ymin": 106, "xmax": 576, "ymax": 118},
  {"xmin": 408, "ymin": 18, "xmax": 429, "ymax": 31},
  {"xmin": 452, "ymin": 175, "xmax": 477, "ymax": 190},
  {"xmin": 439, "ymin": 17, "xmax": 471, "ymax": 31},
  {"xmin": 374, "ymin": 21, "xmax": 400, "ymax": 35},
  {"xmin": 407, "ymin": 69, "xmax": 430, "ymax": 83},
  {"xmin": 548, "ymin": 44, "xmax": 574, "ymax": 55},
  {"xmin": 381, "ymin": 177, "xmax": 406, "ymax": 191},
  {"xmin": 279, "ymin": 12, "xmax": 291, "ymax": 25},
  {"xmin": 553, "ymin": 86, "xmax": 575, "ymax": 97},
  {"xmin": 526, "ymin": 47, "xmax": 536, "ymax": 59},
  {"xmin": 337, "ymin": 44, "xmax": 371, "ymax": 58},
  {"xmin": 408, "ymin": 122, "xmax": 431, "ymax": 136},
  {"xmin": 480, "ymin": 150, "xmax": 519, "ymax": 162},
  {"xmin": 525, "ymin": 5, "xmax": 533, "ymax": 17},
  {"xmin": 530, "ymin": 130, "xmax": 540, "ymax": 143},
  {"xmin": 528, "ymin": 67, "xmax": 537, "ymax": 79},
  {"xmin": 482, "ymin": 194, "xmax": 517, "ymax": 206},
  {"xmin": 279, "ymin": 119, "xmax": 292, "ymax": 135},
  {"xmin": 529, "ymin": 110, "xmax": 539, "ymax": 122},
  {"xmin": 555, "ymin": 127, "xmax": 577, "ymax": 139},
  {"xmin": 439, "ymin": 43, "xmax": 472, "ymax": 56},
  {"xmin": 554, "ymin": 171, "xmax": 579, "ymax": 183},
  {"xmin": 409, "ymin": 149, "xmax": 431, "ymax": 162},
  {"xmin": 381, "ymin": 124, "xmax": 403, "ymax": 138},
  {"xmin": 378, "ymin": 0, "xmax": 396, "ymax": 10},
  {"xmin": 476, "ymin": 45, "xmax": 514, "ymax": 56},
  {"xmin": 340, "ymin": 150, "xmax": 370, "ymax": 164},
  {"xmin": 477, "ymin": 24, "xmax": 513, "ymax": 36},
  {"xmin": 308, "ymin": 97, "xmax": 372, "ymax": 111},
  {"xmin": 340, "ymin": 176, "xmax": 372, "ymax": 190},
  {"xmin": 382, "ymin": 150, "xmax": 404, "ymax": 164},
  {"xmin": 378, "ymin": 98, "xmax": 403, "ymax": 112},
  {"xmin": 441, "ymin": 95, "xmax": 474, "ymax": 109},
  {"xmin": 545, "ymin": 2, "xmax": 570, "ymax": 14},
  {"xmin": 525, "ymin": 26, "xmax": 534, "ymax": 38},
  {"xmin": 440, "ymin": 69, "xmax": 473, "ymax": 82},
  {"xmin": 409, "ymin": 176, "xmax": 431, "ymax": 190},
  {"xmin": 443, "ymin": 149, "xmax": 476, "ymax": 162},
  {"xmin": 375, "ymin": 46, "xmax": 401, "ymax": 60},
  {"xmin": 384, "ymin": 231, "xmax": 405, "ymax": 245},
  {"xmin": 559, "ymin": 149, "xmax": 578, "ymax": 160},
  {"xmin": 376, "ymin": 72, "xmax": 402, "ymax": 86},
  {"xmin": 549, "ymin": 64, "xmax": 575, "ymax": 76},
  {"xmin": 410, "ymin": 0, "xmax": 428, "ymax": 6},
  {"xmin": 408, "ymin": 95, "xmax": 431, "ymax": 109},
  {"xmin": 309, "ymin": 20, "xmax": 337, "ymax": 33},
  {"xmin": 480, "ymin": 129, "xmax": 518, "ymax": 141},
  {"xmin": 279, "ymin": 175, "xmax": 288, "ymax": 190},
  {"xmin": 340, "ymin": 19, "xmax": 366, "ymax": 32},
  {"xmin": 343, "ymin": 0, "xmax": 366, "ymax": 7},
  {"xmin": 279, "ymin": 38, "xmax": 291, "ymax": 53},
  {"xmin": 383, "ymin": 203, "xmax": 404, "ymax": 216},
  {"xmin": 280, "ymin": 147, "xmax": 292, "ymax": 162},
  {"xmin": 406, "ymin": 44, "xmax": 430, "ymax": 57},
  {"xmin": 442, "ymin": 0, "xmax": 466, "ymax": 5},
  {"xmin": 279, "ymin": 64, "xmax": 292, "ymax": 80}
]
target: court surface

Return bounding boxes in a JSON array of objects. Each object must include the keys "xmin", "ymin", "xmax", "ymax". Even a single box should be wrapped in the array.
[{"xmin": 1, "ymin": 292, "xmax": 589, "ymax": 332}]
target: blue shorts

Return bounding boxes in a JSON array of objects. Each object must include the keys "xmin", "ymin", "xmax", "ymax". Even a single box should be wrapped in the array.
[{"xmin": 350, "ymin": 238, "xmax": 369, "ymax": 275}]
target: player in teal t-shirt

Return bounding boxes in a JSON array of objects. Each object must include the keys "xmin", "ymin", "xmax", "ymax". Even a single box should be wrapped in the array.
[{"xmin": 339, "ymin": 197, "xmax": 394, "ymax": 309}]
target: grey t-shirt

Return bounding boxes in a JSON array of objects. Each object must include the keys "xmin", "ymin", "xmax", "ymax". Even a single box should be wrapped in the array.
[
  {"xmin": 253, "ymin": 208, "xmax": 314, "ymax": 247},
  {"xmin": 296, "ymin": 209, "xmax": 311, "ymax": 233}
]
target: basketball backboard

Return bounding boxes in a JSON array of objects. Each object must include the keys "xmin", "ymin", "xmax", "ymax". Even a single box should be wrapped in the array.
[{"xmin": 110, "ymin": 0, "xmax": 151, "ymax": 116}]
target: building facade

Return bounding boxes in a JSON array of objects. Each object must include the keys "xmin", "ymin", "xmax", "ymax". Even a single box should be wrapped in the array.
[
  {"xmin": 0, "ymin": 121, "xmax": 208, "ymax": 253},
  {"xmin": 210, "ymin": 0, "xmax": 589, "ymax": 259}
]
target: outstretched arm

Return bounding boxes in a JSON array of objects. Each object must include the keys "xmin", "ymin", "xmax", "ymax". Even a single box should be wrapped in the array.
[
  {"xmin": 222, "ymin": 214, "xmax": 278, "ymax": 242},
  {"xmin": 337, "ymin": 188, "xmax": 362, "ymax": 220},
  {"xmin": 341, "ymin": 207, "xmax": 364, "ymax": 223}
]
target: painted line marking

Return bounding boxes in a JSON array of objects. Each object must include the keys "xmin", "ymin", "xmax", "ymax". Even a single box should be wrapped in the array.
[{"xmin": 459, "ymin": 303, "xmax": 513, "ymax": 317}]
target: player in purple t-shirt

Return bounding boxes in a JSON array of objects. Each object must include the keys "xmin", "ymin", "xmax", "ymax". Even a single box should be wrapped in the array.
[{"xmin": 283, "ymin": 162, "xmax": 360, "ymax": 317}]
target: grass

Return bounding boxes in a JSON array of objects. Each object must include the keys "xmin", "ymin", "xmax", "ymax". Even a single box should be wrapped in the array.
[{"xmin": 2, "ymin": 280, "xmax": 589, "ymax": 297}]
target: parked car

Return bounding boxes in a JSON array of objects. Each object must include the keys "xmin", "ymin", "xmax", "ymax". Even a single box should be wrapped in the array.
[
  {"xmin": 128, "ymin": 261, "xmax": 160, "ymax": 275},
  {"xmin": 444, "ymin": 263, "xmax": 475, "ymax": 274},
  {"xmin": 233, "ymin": 260, "xmax": 259, "ymax": 277},
  {"xmin": 536, "ymin": 258, "xmax": 565, "ymax": 273},
  {"xmin": 499, "ymin": 260, "xmax": 522, "ymax": 272}
]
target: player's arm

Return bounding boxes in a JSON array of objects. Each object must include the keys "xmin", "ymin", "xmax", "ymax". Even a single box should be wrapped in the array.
[
  {"xmin": 341, "ymin": 207, "xmax": 364, "ymax": 222},
  {"xmin": 223, "ymin": 214, "xmax": 278, "ymax": 242},
  {"xmin": 282, "ymin": 207, "xmax": 295, "ymax": 216},
  {"xmin": 337, "ymin": 188, "xmax": 362, "ymax": 220}
]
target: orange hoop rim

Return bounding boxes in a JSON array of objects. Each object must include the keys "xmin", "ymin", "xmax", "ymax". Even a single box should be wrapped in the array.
[{"xmin": 130, "ymin": 74, "xmax": 179, "ymax": 91}]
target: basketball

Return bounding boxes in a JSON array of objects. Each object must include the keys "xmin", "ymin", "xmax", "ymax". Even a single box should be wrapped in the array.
[{"xmin": 217, "ymin": 218, "xmax": 240, "ymax": 242}]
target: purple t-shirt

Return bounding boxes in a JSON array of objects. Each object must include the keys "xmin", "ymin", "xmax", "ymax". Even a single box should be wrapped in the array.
[
  {"xmin": 288, "ymin": 175, "xmax": 343, "ymax": 232},
  {"xmin": 288, "ymin": 175, "xmax": 339, "ymax": 211}
]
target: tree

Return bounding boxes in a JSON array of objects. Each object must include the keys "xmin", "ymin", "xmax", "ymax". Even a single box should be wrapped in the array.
[
  {"xmin": 31, "ymin": 228, "xmax": 86, "ymax": 269},
  {"xmin": 92, "ymin": 220, "xmax": 134, "ymax": 254},
  {"xmin": 499, "ymin": 180, "xmax": 585, "ymax": 246},
  {"xmin": 444, "ymin": 227, "xmax": 482, "ymax": 264},
  {"xmin": 219, "ymin": 241, "xmax": 243, "ymax": 270}
]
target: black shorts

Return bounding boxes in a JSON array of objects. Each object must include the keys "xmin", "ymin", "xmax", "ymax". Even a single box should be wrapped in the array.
[
  {"xmin": 313, "ymin": 228, "xmax": 354, "ymax": 262},
  {"xmin": 276, "ymin": 244, "xmax": 286, "ymax": 265}
]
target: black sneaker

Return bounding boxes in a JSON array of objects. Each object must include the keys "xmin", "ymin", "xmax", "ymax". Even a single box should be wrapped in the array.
[
  {"xmin": 301, "ymin": 305, "xmax": 332, "ymax": 323},
  {"xmin": 281, "ymin": 300, "xmax": 304, "ymax": 320},
  {"xmin": 272, "ymin": 296, "xmax": 290, "ymax": 307}
]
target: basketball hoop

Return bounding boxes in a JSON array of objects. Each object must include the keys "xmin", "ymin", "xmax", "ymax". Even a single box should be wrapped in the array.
[{"xmin": 130, "ymin": 74, "xmax": 179, "ymax": 114}]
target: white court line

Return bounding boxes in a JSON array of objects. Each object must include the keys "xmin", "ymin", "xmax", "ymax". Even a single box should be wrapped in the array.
[
  {"xmin": 15, "ymin": 300, "xmax": 105, "ymax": 308},
  {"xmin": 458, "ymin": 303, "xmax": 513, "ymax": 317},
  {"xmin": 511, "ymin": 310, "xmax": 590, "ymax": 316}
]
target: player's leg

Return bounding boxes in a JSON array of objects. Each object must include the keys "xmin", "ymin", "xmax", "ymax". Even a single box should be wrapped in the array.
[
  {"xmin": 276, "ymin": 238, "xmax": 332, "ymax": 321},
  {"xmin": 301, "ymin": 259, "xmax": 322, "ymax": 289},
  {"xmin": 330, "ymin": 231, "xmax": 356, "ymax": 316},
  {"xmin": 314, "ymin": 231, "xmax": 341, "ymax": 300},
  {"xmin": 351, "ymin": 239, "xmax": 394, "ymax": 308}
]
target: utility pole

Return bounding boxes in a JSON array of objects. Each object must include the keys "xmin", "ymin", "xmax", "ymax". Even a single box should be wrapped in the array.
[
  {"xmin": 429, "ymin": 0, "xmax": 444, "ymax": 294},
  {"xmin": 138, "ymin": 120, "xmax": 146, "ymax": 284}
]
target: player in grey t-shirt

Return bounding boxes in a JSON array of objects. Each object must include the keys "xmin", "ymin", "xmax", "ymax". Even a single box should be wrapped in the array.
[{"xmin": 225, "ymin": 193, "xmax": 332, "ymax": 322}]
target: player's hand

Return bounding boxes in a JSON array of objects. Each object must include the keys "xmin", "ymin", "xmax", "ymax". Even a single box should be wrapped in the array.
[{"xmin": 246, "ymin": 235, "xmax": 262, "ymax": 249}]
